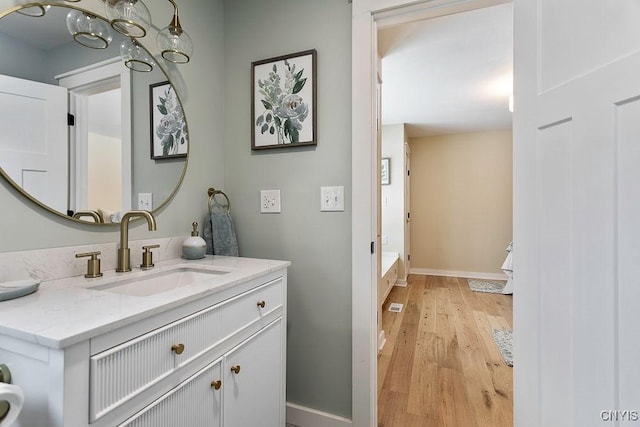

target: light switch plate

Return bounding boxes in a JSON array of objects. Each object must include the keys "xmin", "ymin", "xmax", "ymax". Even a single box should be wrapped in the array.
[
  {"xmin": 138, "ymin": 192, "xmax": 152, "ymax": 210},
  {"xmin": 321, "ymin": 186, "xmax": 344, "ymax": 212},
  {"xmin": 260, "ymin": 190, "xmax": 281, "ymax": 213}
]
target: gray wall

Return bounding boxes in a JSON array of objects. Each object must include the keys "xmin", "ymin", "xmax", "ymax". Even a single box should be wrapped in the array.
[
  {"xmin": 0, "ymin": 0, "xmax": 225, "ymax": 249},
  {"xmin": 1, "ymin": 0, "xmax": 355, "ymax": 419},
  {"xmin": 223, "ymin": 0, "xmax": 353, "ymax": 418},
  {"xmin": 131, "ymin": 67, "xmax": 186, "ymax": 209}
]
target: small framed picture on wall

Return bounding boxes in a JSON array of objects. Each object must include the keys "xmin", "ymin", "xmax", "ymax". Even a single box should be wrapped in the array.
[
  {"xmin": 381, "ymin": 157, "xmax": 390, "ymax": 185},
  {"xmin": 150, "ymin": 81, "xmax": 188, "ymax": 160}
]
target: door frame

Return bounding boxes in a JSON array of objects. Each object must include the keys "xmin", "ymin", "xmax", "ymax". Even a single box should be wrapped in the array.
[
  {"xmin": 351, "ymin": 0, "xmax": 512, "ymax": 425},
  {"xmin": 57, "ymin": 57, "xmax": 132, "ymax": 213}
]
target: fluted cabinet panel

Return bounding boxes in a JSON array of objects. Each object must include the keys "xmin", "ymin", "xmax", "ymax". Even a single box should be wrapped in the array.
[
  {"xmin": 118, "ymin": 359, "xmax": 222, "ymax": 427},
  {"xmin": 90, "ymin": 277, "xmax": 283, "ymax": 421}
]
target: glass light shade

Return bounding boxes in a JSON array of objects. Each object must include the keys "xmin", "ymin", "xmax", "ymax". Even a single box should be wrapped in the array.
[
  {"xmin": 106, "ymin": 0, "xmax": 151, "ymax": 38},
  {"xmin": 120, "ymin": 38, "xmax": 154, "ymax": 72},
  {"xmin": 16, "ymin": 4, "xmax": 50, "ymax": 17},
  {"xmin": 157, "ymin": 25, "xmax": 193, "ymax": 64},
  {"xmin": 66, "ymin": 10, "xmax": 113, "ymax": 50}
]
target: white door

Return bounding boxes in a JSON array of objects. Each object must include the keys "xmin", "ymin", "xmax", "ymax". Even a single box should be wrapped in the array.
[
  {"xmin": 0, "ymin": 75, "xmax": 68, "ymax": 213},
  {"xmin": 515, "ymin": 1, "xmax": 640, "ymax": 426},
  {"xmin": 223, "ymin": 319, "xmax": 284, "ymax": 427}
]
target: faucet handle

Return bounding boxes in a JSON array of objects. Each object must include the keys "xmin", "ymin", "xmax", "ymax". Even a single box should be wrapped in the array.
[
  {"xmin": 75, "ymin": 251, "xmax": 103, "ymax": 278},
  {"xmin": 141, "ymin": 245, "xmax": 160, "ymax": 269}
]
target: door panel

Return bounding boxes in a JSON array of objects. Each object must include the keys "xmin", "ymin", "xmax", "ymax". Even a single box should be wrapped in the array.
[
  {"xmin": 515, "ymin": 1, "xmax": 640, "ymax": 425},
  {"xmin": 0, "ymin": 75, "xmax": 68, "ymax": 213}
]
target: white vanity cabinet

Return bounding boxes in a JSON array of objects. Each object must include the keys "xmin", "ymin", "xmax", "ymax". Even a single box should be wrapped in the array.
[
  {"xmin": 118, "ymin": 358, "xmax": 223, "ymax": 427},
  {"xmin": 0, "ymin": 261, "xmax": 287, "ymax": 427}
]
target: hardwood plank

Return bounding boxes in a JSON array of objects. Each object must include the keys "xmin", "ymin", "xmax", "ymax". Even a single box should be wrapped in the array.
[{"xmin": 378, "ymin": 274, "xmax": 513, "ymax": 427}]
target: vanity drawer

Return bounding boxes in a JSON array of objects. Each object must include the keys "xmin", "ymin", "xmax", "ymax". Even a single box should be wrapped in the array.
[{"xmin": 89, "ymin": 277, "xmax": 283, "ymax": 422}]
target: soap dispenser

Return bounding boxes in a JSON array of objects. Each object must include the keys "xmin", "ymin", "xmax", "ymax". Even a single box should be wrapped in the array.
[{"xmin": 182, "ymin": 221, "xmax": 206, "ymax": 259}]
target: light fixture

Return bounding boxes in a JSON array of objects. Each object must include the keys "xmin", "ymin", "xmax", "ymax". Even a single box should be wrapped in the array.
[
  {"xmin": 105, "ymin": 0, "xmax": 151, "ymax": 38},
  {"xmin": 16, "ymin": 4, "xmax": 50, "ymax": 17},
  {"xmin": 156, "ymin": 0, "xmax": 193, "ymax": 64},
  {"xmin": 120, "ymin": 38, "xmax": 154, "ymax": 72},
  {"xmin": 66, "ymin": 10, "xmax": 113, "ymax": 49}
]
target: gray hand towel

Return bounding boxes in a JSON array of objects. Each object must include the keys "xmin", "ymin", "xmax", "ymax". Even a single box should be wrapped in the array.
[{"xmin": 210, "ymin": 211, "xmax": 239, "ymax": 256}]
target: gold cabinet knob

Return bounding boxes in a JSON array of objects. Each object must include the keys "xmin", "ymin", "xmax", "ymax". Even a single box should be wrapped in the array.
[
  {"xmin": 171, "ymin": 344, "xmax": 185, "ymax": 355},
  {"xmin": 230, "ymin": 365, "xmax": 241, "ymax": 374},
  {"xmin": 211, "ymin": 380, "xmax": 222, "ymax": 390},
  {"xmin": 257, "ymin": 300, "xmax": 266, "ymax": 308}
]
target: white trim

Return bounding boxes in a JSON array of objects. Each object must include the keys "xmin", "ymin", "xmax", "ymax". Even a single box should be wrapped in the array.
[
  {"xmin": 286, "ymin": 402, "xmax": 352, "ymax": 427},
  {"xmin": 378, "ymin": 330, "xmax": 386, "ymax": 351},
  {"xmin": 394, "ymin": 279, "xmax": 407, "ymax": 288},
  {"xmin": 410, "ymin": 268, "xmax": 508, "ymax": 281}
]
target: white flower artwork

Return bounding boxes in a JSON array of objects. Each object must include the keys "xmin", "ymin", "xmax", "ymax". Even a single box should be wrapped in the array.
[{"xmin": 251, "ymin": 50, "xmax": 317, "ymax": 150}]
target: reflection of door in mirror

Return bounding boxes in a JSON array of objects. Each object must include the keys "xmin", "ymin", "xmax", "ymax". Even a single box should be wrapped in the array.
[
  {"xmin": 58, "ymin": 58, "xmax": 132, "ymax": 221},
  {"xmin": 0, "ymin": 75, "xmax": 68, "ymax": 213}
]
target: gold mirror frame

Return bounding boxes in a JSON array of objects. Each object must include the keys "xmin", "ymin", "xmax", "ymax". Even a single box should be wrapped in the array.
[{"xmin": 0, "ymin": 2, "xmax": 189, "ymax": 226}]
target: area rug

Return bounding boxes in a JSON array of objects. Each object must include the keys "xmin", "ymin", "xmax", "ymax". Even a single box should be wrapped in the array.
[
  {"xmin": 492, "ymin": 329, "xmax": 513, "ymax": 367},
  {"xmin": 467, "ymin": 279, "xmax": 506, "ymax": 294}
]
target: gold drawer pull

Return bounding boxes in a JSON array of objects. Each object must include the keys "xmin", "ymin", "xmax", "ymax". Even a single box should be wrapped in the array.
[
  {"xmin": 171, "ymin": 344, "xmax": 185, "ymax": 355},
  {"xmin": 211, "ymin": 380, "xmax": 222, "ymax": 390},
  {"xmin": 230, "ymin": 365, "xmax": 241, "ymax": 374},
  {"xmin": 257, "ymin": 300, "xmax": 266, "ymax": 308}
]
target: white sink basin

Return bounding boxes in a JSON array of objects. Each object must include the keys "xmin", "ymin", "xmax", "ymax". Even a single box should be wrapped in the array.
[{"xmin": 89, "ymin": 267, "xmax": 229, "ymax": 297}]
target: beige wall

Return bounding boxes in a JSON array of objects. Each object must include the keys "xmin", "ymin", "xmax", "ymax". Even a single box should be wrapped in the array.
[{"xmin": 409, "ymin": 130, "xmax": 512, "ymax": 276}]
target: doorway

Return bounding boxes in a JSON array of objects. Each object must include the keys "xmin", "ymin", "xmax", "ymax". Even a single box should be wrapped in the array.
[
  {"xmin": 57, "ymin": 58, "xmax": 132, "ymax": 216},
  {"xmin": 352, "ymin": 1, "xmax": 513, "ymax": 425},
  {"xmin": 376, "ymin": 5, "xmax": 513, "ymax": 425}
]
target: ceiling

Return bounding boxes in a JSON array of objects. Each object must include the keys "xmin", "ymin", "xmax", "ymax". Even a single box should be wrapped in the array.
[{"xmin": 378, "ymin": 3, "xmax": 513, "ymax": 138}]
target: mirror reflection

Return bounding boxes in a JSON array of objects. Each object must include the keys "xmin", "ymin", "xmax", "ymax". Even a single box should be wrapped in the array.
[{"xmin": 0, "ymin": 5, "xmax": 188, "ymax": 224}]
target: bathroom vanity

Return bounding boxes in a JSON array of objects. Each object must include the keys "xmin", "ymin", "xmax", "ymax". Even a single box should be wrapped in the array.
[{"xmin": 0, "ymin": 256, "xmax": 289, "ymax": 427}]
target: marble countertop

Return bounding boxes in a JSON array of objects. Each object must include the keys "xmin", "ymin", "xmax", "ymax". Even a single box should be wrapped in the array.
[{"xmin": 0, "ymin": 256, "xmax": 290, "ymax": 349}]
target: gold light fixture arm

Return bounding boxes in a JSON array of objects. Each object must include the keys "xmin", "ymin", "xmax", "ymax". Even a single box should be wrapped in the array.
[{"xmin": 166, "ymin": 0, "xmax": 183, "ymax": 35}]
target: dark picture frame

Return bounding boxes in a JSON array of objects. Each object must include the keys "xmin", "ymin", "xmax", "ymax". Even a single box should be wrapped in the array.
[
  {"xmin": 251, "ymin": 49, "xmax": 317, "ymax": 150},
  {"xmin": 381, "ymin": 157, "xmax": 390, "ymax": 185},
  {"xmin": 150, "ymin": 81, "xmax": 187, "ymax": 160}
]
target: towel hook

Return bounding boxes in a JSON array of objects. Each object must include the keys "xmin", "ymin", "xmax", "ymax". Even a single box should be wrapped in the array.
[{"xmin": 207, "ymin": 188, "xmax": 231, "ymax": 214}]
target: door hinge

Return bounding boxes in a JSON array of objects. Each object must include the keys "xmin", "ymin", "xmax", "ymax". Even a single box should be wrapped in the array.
[
  {"xmin": 67, "ymin": 113, "xmax": 75, "ymax": 126},
  {"xmin": 407, "ymin": 169, "xmax": 410, "ymax": 176},
  {"xmin": 371, "ymin": 241, "xmax": 375, "ymax": 254},
  {"xmin": 407, "ymin": 212, "xmax": 411, "ymax": 220}
]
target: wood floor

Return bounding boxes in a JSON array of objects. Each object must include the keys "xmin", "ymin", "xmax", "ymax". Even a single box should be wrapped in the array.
[{"xmin": 378, "ymin": 275, "xmax": 513, "ymax": 427}]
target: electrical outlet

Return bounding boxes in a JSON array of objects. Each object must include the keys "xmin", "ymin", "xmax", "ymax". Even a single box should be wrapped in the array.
[
  {"xmin": 321, "ymin": 186, "xmax": 344, "ymax": 212},
  {"xmin": 260, "ymin": 190, "xmax": 281, "ymax": 213},
  {"xmin": 138, "ymin": 192, "xmax": 153, "ymax": 210}
]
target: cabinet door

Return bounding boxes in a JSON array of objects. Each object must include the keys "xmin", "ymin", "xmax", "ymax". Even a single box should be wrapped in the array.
[
  {"xmin": 224, "ymin": 318, "xmax": 284, "ymax": 427},
  {"xmin": 119, "ymin": 359, "xmax": 223, "ymax": 427}
]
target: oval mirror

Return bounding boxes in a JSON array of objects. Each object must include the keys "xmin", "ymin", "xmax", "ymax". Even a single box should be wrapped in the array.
[{"xmin": 0, "ymin": 4, "xmax": 188, "ymax": 224}]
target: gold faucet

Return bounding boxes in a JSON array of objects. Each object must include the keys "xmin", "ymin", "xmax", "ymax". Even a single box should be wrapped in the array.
[
  {"xmin": 72, "ymin": 210, "xmax": 104, "ymax": 223},
  {"xmin": 116, "ymin": 210, "xmax": 157, "ymax": 272}
]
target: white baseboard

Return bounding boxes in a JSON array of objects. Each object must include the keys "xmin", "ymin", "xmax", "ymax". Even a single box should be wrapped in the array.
[
  {"xmin": 286, "ymin": 403, "xmax": 352, "ymax": 427},
  {"xmin": 409, "ymin": 268, "xmax": 507, "ymax": 281},
  {"xmin": 395, "ymin": 278, "xmax": 407, "ymax": 287},
  {"xmin": 378, "ymin": 330, "xmax": 386, "ymax": 351}
]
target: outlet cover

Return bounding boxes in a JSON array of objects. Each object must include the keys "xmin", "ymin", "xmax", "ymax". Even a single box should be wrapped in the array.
[
  {"xmin": 260, "ymin": 190, "xmax": 281, "ymax": 213},
  {"xmin": 138, "ymin": 192, "xmax": 153, "ymax": 210},
  {"xmin": 321, "ymin": 186, "xmax": 344, "ymax": 212}
]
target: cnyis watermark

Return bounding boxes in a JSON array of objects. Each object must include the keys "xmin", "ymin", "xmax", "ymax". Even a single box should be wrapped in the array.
[{"xmin": 600, "ymin": 410, "xmax": 640, "ymax": 422}]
